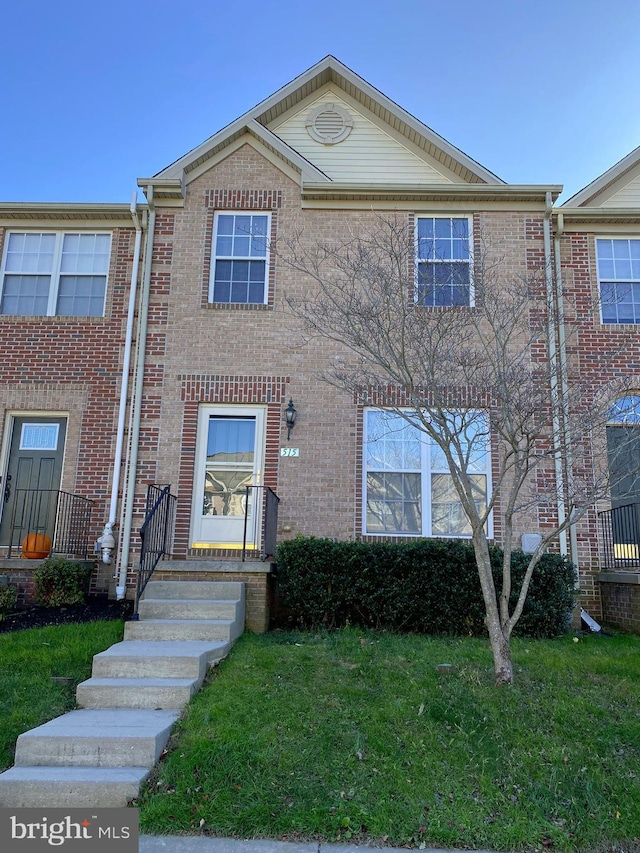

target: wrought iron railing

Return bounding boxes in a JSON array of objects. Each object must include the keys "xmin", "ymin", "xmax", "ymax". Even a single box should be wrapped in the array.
[
  {"xmin": 134, "ymin": 484, "xmax": 177, "ymax": 618},
  {"xmin": 242, "ymin": 485, "xmax": 280, "ymax": 562},
  {"xmin": 598, "ymin": 503, "xmax": 640, "ymax": 569},
  {"xmin": 6, "ymin": 489, "xmax": 94, "ymax": 559}
]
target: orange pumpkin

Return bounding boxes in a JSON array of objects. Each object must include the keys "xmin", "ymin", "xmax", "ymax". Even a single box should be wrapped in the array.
[{"xmin": 21, "ymin": 532, "xmax": 52, "ymax": 559}]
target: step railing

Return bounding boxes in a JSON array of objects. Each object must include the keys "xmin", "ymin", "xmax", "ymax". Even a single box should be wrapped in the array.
[
  {"xmin": 134, "ymin": 484, "xmax": 177, "ymax": 617},
  {"xmin": 242, "ymin": 485, "xmax": 280, "ymax": 562},
  {"xmin": 6, "ymin": 489, "xmax": 94, "ymax": 559},
  {"xmin": 598, "ymin": 502, "xmax": 640, "ymax": 569}
]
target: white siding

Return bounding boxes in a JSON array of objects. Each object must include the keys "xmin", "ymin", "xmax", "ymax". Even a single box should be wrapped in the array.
[
  {"xmin": 270, "ymin": 90, "xmax": 454, "ymax": 185},
  {"xmin": 600, "ymin": 174, "xmax": 640, "ymax": 208}
]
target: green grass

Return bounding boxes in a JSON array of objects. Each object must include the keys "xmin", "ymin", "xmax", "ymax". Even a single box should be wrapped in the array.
[
  {"xmin": 137, "ymin": 630, "xmax": 640, "ymax": 851},
  {"xmin": 0, "ymin": 620, "xmax": 125, "ymax": 770}
]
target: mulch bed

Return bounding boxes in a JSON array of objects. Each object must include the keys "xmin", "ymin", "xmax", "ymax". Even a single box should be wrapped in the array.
[{"xmin": 0, "ymin": 597, "xmax": 133, "ymax": 634}]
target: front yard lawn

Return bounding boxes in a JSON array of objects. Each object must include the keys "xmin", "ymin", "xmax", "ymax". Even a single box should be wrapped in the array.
[{"xmin": 137, "ymin": 629, "xmax": 640, "ymax": 851}]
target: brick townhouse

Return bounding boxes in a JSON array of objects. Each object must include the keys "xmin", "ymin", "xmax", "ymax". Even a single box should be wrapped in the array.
[{"xmin": 1, "ymin": 56, "xmax": 639, "ymax": 630}]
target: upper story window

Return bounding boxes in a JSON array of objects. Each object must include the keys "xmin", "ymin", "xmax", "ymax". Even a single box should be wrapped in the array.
[
  {"xmin": 364, "ymin": 409, "xmax": 490, "ymax": 538},
  {"xmin": 416, "ymin": 216, "xmax": 472, "ymax": 307},
  {"xmin": 209, "ymin": 213, "xmax": 270, "ymax": 305},
  {"xmin": 597, "ymin": 238, "xmax": 640, "ymax": 324},
  {"xmin": 0, "ymin": 232, "xmax": 111, "ymax": 317}
]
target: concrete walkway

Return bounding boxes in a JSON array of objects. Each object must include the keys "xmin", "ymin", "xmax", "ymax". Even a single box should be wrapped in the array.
[{"xmin": 140, "ymin": 837, "xmax": 496, "ymax": 852}]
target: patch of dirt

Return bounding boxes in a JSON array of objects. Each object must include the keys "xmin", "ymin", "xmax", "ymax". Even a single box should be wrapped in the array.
[{"xmin": 0, "ymin": 597, "xmax": 133, "ymax": 634}]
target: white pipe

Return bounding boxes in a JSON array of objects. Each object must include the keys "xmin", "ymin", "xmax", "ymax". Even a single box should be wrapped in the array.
[
  {"xmin": 115, "ymin": 186, "xmax": 156, "ymax": 599},
  {"xmin": 553, "ymin": 212, "xmax": 580, "ymax": 570},
  {"xmin": 99, "ymin": 194, "xmax": 143, "ymax": 569},
  {"xmin": 543, "ymin": 191, "xmax": 568, "ymax": 556}
]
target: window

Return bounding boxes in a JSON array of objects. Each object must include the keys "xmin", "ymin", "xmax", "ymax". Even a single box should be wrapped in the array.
[
  {"xmin": 597, "ymin": 238, "xmax": 640, "ymax": 324},
  {"xmin": 209, "ymin": 213, "xmax": 270, "ymax": 304},
  {"xmin": 364, "ymin": 409, "xmax": 490, "ymax": 537},
  {"xmin": 0, "ymin": 232, "xmax": 111, "ymax": 317},
  {"xmin": 416, "ymin": 216, "xmax": 472, "ymax": 307}
]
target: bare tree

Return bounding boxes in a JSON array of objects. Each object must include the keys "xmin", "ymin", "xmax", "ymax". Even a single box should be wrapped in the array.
[{"xmin": 280, "ymin": 214, "xmax": 632, "ymax": 684}]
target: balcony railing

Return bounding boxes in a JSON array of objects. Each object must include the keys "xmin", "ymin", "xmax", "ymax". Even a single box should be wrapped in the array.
[
  {"xmin": 242, "ymin": 485, "xmax": 280, "ymax": 562},
  {"xmin": 5, "ymin": 489, "xmax": 94, "ymax": 559},
  {"xmin": 598, "ymin": 503, "xmax": 640, "ymax": 570}
]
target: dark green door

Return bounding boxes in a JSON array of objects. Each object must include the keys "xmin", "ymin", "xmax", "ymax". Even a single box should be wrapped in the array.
[{"xmin": 0, "ymin": 417, "xmax": 67, "ymax": 548}]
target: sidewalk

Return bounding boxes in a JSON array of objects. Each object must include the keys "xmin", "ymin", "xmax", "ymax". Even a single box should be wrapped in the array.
[{"xmin": 140, "ymin": 837, "xmax": 498, "ymax": 853}]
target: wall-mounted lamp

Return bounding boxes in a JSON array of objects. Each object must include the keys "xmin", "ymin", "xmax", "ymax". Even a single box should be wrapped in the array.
[{"xmin": 284, "ymin": 398, "xmax": 297, "ymax": 440}]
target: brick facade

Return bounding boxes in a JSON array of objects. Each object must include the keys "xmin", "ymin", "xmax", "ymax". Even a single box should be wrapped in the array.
[
  {"xmin": 2, "ymin": 59, "xmax": 639, "ymax": 632},
  {"xmin": 0, "ymin": 218, "xmax": 138, "ymax": 600}
]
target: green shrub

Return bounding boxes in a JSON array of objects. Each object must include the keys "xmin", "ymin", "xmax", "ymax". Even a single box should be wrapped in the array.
[
  {"xmin": 33, "ymin": 557, "xmax": 93, "ymax": 608},
  {"xmin": 274, "ymin": 537, "xmax": 576, "ymax": 638},
  {"xmin": 0, "ymin": 584, "xmax": 17, "ymax": 620}
]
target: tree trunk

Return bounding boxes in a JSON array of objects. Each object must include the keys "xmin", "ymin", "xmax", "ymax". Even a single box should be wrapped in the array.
[
  {"xmin": 471, "ymin": 533, "xmax": 514, "ymax": 685},
  {"xmin": 487, "ymin": 624, "xmax": 513, "ymax": 685}
]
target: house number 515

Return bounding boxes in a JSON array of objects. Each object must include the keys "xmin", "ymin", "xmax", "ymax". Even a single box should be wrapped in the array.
[{"xmin": 280, "ymin": 448, "xmax": 300, "ymax": 457}]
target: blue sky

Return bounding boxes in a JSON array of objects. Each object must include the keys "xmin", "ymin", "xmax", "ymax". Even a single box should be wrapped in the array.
[{"xmin": 2, "ymin": 0, "xmax": 639, "ymax": 204}]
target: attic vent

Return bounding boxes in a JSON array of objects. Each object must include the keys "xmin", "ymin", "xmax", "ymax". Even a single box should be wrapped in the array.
[{"xmin": 306, "ymin": 102, "xmax": 353, "ymax": 145}]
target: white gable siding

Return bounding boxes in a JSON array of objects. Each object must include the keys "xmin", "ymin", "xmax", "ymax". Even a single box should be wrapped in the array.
[
  {"xmin": 270, "ymin": 91, "xmax": 454, "ymax": 185},
  {"xmin": 600, "ymin": 173, "xmax": 640, "ymax": 208}
]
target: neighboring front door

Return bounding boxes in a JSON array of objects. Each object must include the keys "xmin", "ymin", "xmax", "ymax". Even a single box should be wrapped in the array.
[
  {"xmin": 191, "ymin": 406, "xmax": 265, "ymax": 549},
  {"xmin": 0, "ymin": 417, "xmax": 67, "ymax": 548}
]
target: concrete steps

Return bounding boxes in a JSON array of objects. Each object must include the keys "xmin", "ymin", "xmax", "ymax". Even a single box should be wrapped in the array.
[{"xmin": 0, "ymin": 577, "xmax": 245, "ymax": 808}]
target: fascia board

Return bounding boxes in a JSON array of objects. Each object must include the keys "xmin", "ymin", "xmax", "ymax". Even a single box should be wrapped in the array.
[
  {"xmin": 302, "ymin": 183, "xmax": 562, "ymax": 203},
  {"xmin": 553, "ymin": 206, "xmax": 640, "ymax": 227},
  {"xmin": 0, "ymin": 202, "xmax": 141, "ymax": 224}
]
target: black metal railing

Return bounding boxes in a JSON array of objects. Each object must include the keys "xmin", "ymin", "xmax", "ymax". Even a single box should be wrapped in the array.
[
  {"xmin": 6, "ymin": 489, "xmax": 94, "ymax": 559},
  {"xmin": 598, "ymin": 503, "xmax": 640, "ymax": 569},
  {"xmin": 242, "ymin": 485, "xmax": 280, "ymax": 562},
  {"xmin": 134, "ymin": 484, "xmax": 177, "ymax": 617}
]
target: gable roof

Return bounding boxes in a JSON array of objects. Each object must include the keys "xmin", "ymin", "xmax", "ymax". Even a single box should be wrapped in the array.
[
  {"xmin": 561, "ymin": 145, "xmax": 640, "ymax": 208},
  {"xmin": 149, "ymin": 55, "xmax": 506, "ymax": 190}
]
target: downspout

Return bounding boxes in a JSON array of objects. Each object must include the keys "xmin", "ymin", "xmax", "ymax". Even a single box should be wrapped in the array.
[
  {"xmin": 98, "ymin": 192, "xmax": 143, "ymax": 566},
  {"xmin": 553, "ymin": 212, "xmax": 580, "ymax": 570},
  {"xmin": 543, "ymin": 191, "xmax": 568, "ymax": 556},
  {"xmin": 114, "ymin": 185, "xmax": 156, "ymax": 599}
]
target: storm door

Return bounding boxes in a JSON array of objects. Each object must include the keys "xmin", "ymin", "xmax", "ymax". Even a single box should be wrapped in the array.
[
  {"xmin": 0, "ymin": 416, "xmax": 67, "ymax": 549},
  {"xmin": 191, "ymin": 406, "xmax": 265, "ymax": 549}
]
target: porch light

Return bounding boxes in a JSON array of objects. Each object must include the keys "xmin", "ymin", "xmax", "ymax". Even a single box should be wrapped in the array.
[{"xmin": 284, "ymin": 399, "xmax": 297, "ymax": 440}]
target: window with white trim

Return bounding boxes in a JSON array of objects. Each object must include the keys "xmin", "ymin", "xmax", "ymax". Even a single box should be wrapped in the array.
[
  {"xmin": 0, "ymin": 232, "xmax": 111, "ymax": 317},
  {"xmin": 597, "ymin": 238, "xmax": 640, "ymax": 324},
  {"xmin": 209, "ymin": 213, "xmax": 270, "ymax": 304},
  {"xmin": 364, "ymin": 409, "xmax": 490, "ymax": 537},
  {"xmin": 416, "ymin": 216, "xmax": 472, "ymax": 307}
]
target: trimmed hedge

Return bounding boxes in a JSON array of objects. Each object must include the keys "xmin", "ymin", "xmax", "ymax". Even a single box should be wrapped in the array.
[{"xmin": 274, "ymin": 537, "xmax": 576, "ymax": 638}]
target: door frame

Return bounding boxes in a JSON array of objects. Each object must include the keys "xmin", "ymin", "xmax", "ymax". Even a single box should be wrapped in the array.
[
  {"xmin": 0, "ymin": 410, "xmax": 69, "ymax": 540},
  {"xmin": 190, "ymin": 404, "xmax": 267, "ymax": 550}
]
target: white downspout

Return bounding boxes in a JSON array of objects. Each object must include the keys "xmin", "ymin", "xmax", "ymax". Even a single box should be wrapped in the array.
[
  {"xmin": 553, "ymin": 212, "xmax": 580, "ymax": 570},
  {"xmin": 115, "ymin": 185, "xmax": 156, "ymax": 599},
  {"xmin": 543, "ymin": 191, "xmax": 568, "ymax": 556},
  {"xmin": 98, "ymin": 192, "xmax": 143, "ymax": 567}
]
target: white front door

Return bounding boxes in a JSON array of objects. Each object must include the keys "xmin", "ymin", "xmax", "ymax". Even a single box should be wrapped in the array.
[{"xmin": 191, "ymin": 406, "xmax": 265, "ymax": 549}]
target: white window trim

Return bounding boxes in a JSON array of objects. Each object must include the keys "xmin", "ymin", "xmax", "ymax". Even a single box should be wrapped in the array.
[
  {"xmin": 362, "ymin": 407, "xmax": 492, "ymax": 539},
  {"xmin": 414, "ymin": 214, "xmax": 474, "ymax": 308},
  {"xmin": 595, "ymin": 236, "xmax": 640, "ymax": 325},
  {"xmin": 0, "ymin": 231, "xmax": 111, "ymax": 317},
  {"xmin": 209, "ymin": 211, "xmax": 271, "ymax": 305}
]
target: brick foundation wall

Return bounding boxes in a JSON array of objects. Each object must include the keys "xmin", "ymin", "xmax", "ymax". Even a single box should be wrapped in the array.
[
  {"xmin": 599, "ymin": 574, "xmax": 640, "ymax": 633},
  {"xmin": 153, "ymin": 566, "xmax": 274, "ymax": 633}
]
